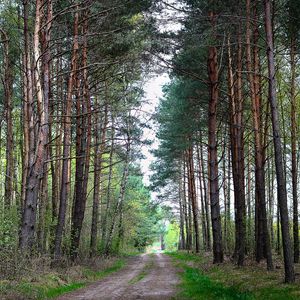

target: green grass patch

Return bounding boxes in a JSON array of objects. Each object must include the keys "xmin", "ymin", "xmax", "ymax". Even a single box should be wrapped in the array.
[
  {"xmin": 167, "ymin": 252, "xmax": 300, "ymax": 300},
  {"xmin": 128, "ymin": 270, "xmax": 147, "ymax": 284},
  {"xmin": 45, "ymin": 282, "xmax": 85, "ymax": 299},
  {"xmin": 179, "ymin": 265, "xmax": 252, "ymax": 300}
]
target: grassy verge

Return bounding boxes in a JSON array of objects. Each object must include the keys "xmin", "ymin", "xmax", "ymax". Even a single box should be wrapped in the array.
[
  {"xmin": 167, "ymin": 252, "xmax": 300, "ymax": 300},
  {"xmin": 0, "ymin": 258, "xmax": 125, "ymax": 300}
]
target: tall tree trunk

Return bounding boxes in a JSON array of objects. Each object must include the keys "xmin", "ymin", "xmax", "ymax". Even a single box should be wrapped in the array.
[
  {"xmin": 222, "ymin": 135, "xmax": 228, "ymax": 253},
  {"xmin": 20, "ymin": 0, "xmax": 50, "ymax": 251},
  {"xmin": 37, "ymin": 0, "xmax": 52, "ymax": 253},
  {"xmin": 264, "ymin": 0, "xmax": 294, "ymax": 283},
  {"xmin": 246, "ymin": 0, "xmax": 273, "ymax": 270},
  {"xmin": 187, "ymin": 145, "xmax": 200, "ymax": 253},
  {"xmin": 200, "ymin": 132, "xmax": 211, "ymax": 251},
  {"xmin": 290, "ymin": 38, "xmax": 299, "ymax": 264},
  {"xmin": 101, "ymin": 113, "xmax": 115, "ymax": 244},
  {"xmin": 54, "ymin": 8, "xmax": 79, "ymax": 257},
  {"xmin": 90, "ymin": 103, "xmax": 108, "ymax": 256},
  {"xmin": 227, "ymin": 33, "xmax": 246, "ymax": 266},
  {"xmin": 178, "ymin": 174, "xmax": 186, "ymax": 250},
  {"xmin": 197, "ymin": 142, "xmax": 207, "ymax": 250},
  {"xmin": 70, "ymin": 12, "xmax": 92, "ymax": 259},
  {"xmin": 183, "ymin": 160, "xmax": 191, "ymax": 250},
  {"xmin": 207, "ymin": 20, "xmax": 223, "ymax": 262}
]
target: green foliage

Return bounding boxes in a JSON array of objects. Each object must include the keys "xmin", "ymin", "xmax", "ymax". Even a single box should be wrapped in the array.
[
  {"xmin": 124, "ymin": 173, "xmax": 160, "ymax": 251},
  {"xmin": 164, "ymin": 222, "xmax": 180, "ymax": 251},
  {"xmin": 0, "ymin": 206, "xmax": 19, "ymax": 250}
]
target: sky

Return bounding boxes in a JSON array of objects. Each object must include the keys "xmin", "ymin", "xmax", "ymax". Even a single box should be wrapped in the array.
[
  {"xmin": 139, "ymin": 0, "xmax": 183, "ymax": 189},
  {"xmin": 140, "ymin": 73, "xmax": 170, "ymax": 186}
]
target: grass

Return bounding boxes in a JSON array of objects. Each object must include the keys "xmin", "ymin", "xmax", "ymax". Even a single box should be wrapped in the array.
[
  {"xmin": 128, "ymin": 270, "xmax": 147, "ymax": 284},
  {"xmin": 128, "ymin": 255, "xmax": 155, "ymax": 285},
  {"xmin": 0, "ymin": 258, "xmax": 126, "ymax": 300},
  {"xmin": 82, "ymin": 259, "xmax": 125, "ymax": 281},
  {"xmin": 45, "ymin": 283, "xmax": 85, "ymax": 299},
  {"xmin": 167, "ymin": 252, "xmax": 300, "ymax": 300}
]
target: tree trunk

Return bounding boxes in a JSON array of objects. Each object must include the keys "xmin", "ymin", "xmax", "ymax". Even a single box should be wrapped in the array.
[
  {"xmin": 187, "ymin": 145, "xmax": 200, "ymax": 253},
  {"xmin": 70, "ymin": 12, "xmax": 92, "ymax": 259},
  {"xmin": 290, "ymin": 38, "xmax": 299, "ymax": 264},
  {"xmin": 179, "ymin": 166, "xmax": 186, "ymax": 250},
  {"xmin": 197, "ymin": 142, "xmax": 207, "ymax": 250},
  {"xmin": 183, "ymin": 160, "xmax": 191, "ymax": 250},
  {"xmin": 264, "ymin": 0, "xmax": 294, "ymax": 283},
  {"xmin": 101, "ymin": 113, "xmax": 115, "ymax": 244},
  {"xmin": 20, "ymin": 0, "xmax": 50, "ymax": 252},
  {"xmin": 54, "ymin": 8, "xmax": 79, "ymax": 258},
  {"xmin": 227, "ymin": 33, "xmax": 246, "ymax": 265},
  {"xmin": 90, "ymin": 103, "xmax": 108, "ymax": 256},
  {"xmin": 246, "ymin": 0, "xmax": 273, "ymax": 270},
  {"xmin": 200, "ymin": 131, "xmax": 211, "ymax": 251},
  {"xmin": 207, "ymin": 29, "xmax": 223, "ymax": 263}
]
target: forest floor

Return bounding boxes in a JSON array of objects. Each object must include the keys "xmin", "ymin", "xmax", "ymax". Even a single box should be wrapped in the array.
[
  {"xmin": 55, "ymin": 253, "xmax": 179, "ymax": 300},
  {"xmin": 168, "ymin": 251, "xmax": 300, "ymax": 299}
]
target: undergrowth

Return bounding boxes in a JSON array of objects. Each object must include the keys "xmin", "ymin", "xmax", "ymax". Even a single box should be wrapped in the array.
[{"xmin": 0, "ymin": 257, "xmax": 125, "ymax": 300}]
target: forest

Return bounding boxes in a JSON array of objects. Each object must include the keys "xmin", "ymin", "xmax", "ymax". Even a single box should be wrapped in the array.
[{"xmin": 0, "ymin": 0, "xmax": 300, "ymax": 299}]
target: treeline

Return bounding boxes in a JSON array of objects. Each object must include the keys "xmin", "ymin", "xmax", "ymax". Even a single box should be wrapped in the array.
[
  {"xmin": 0, "ymin": 0, "xmax": 160, "ymax": 262},
  {"xmin": 151, "ymin": 0, "xmax": 300, "ymax": 283}
]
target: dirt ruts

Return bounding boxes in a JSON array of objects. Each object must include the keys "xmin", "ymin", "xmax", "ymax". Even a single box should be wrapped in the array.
[{"xmin": 56, "ymin": 253, "xmax": 179, "ymax": 300}]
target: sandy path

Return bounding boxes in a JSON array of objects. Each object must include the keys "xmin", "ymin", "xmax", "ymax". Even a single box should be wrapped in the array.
[{"xmin": 56, "ymin": 253, "xmax": 179, "ymax": 300}]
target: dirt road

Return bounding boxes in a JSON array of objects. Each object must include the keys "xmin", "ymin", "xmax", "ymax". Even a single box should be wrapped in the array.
[{"xmin": 56, "ymin": 253, "xmax": 179, "ymax": 300}]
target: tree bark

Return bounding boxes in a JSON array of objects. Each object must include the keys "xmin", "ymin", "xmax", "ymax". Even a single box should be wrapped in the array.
[
  {"xmin": 207, "ymin": 24, "xmax": 223, "ymax": 262},
  {"xmin": 200, "ymin": 132, "xmax": 211, "ymax": 251},
  {"xmin": 54, "ymin": 8, "xmax": 79, "ymax": 258},
  {"xmin": 187, "ymin": 145, "xmax": 200, "ymax": 253},
  {"xmin": 70, "ymin": 11, "xmax": 92, "ymax": 259},
  {"xmin": 227, "ymin": 34, "xmax": 246, "ymax": 265},
  {"xmin": 264, "ymin": 0, "xmax": 294, "ymax": 283},
  {"xmin": 290, "ymin": 37, "xmax": 299, "ymax": 264},
  {"xmin": 246, "ymin": 0, "xmax": 273, "ymax": 270},
  {"xmin": 20, "ymin": 0, "xmax": 50, "ymax": 252},
  {"xmin": 90, "ymin": 103, "xmax": 108, "ymax": 256}
]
